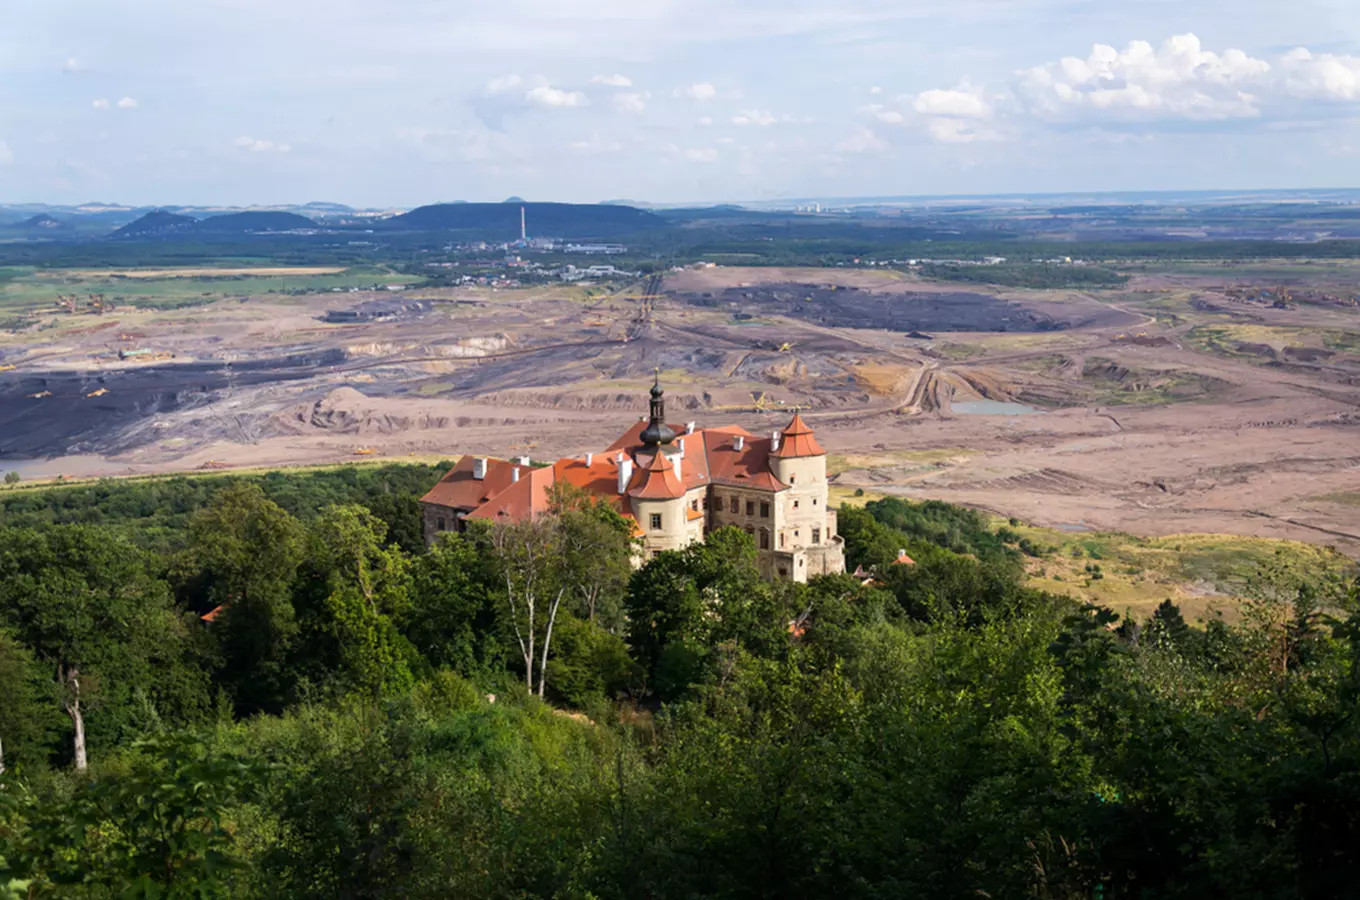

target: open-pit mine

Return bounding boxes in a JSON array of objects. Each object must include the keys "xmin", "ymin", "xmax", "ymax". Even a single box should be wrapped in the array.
[{"xmin": 1, "ymin": 263, "xmax": 1357, "ymax": 559}]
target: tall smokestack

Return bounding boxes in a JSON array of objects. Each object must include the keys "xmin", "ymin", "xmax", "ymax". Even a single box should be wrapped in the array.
[{"xmin": 520, "ymin": 206, "xmax": 526, "ymax": 241}]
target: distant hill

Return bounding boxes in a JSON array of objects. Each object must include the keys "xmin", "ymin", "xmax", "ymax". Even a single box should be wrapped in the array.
[
  {"xmin": 194, "ymin": 211, "xmax": 316, "ymax": 233},
  {"xmin": 110, "ymin": 210, "xmax": 198, "ymax": 239},
  {"xmin": 19, "ymin": 214, "xmax": 65, "ymax": 230},
  {"xmin": 383, "ymin": 202, "xmax": 664, "ymax": 238}
]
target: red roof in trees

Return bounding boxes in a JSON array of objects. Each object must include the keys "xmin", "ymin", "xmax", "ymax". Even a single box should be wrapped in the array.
[{"xmin": 420, "ymin": 456, "xmax": 523, "ymax": 509}]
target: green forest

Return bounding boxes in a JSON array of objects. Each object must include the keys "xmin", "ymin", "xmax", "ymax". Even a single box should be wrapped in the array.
[{"xmin": 0, "ymin": 470, "xmax": 1357, "ymax": 898}]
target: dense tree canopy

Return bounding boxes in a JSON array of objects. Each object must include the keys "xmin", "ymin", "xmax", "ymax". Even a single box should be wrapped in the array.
[{"xmin": 0, "ymin": 466, "xmax": 1357, "ymax": 898}]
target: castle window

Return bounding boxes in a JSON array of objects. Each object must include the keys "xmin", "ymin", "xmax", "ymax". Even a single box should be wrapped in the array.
[
  {"xmin": 746, "ymin": 500, "xmax": 755, "ymax": 516},
  {"xmin": 650, "ymin": 513, "xmax": 662, "ymax": 530},
  {"xmin": 778, "ymin": 567, "xmax": 788, "ymax": 577},
  {"xmin": 812, "ymin": 527, "xmax": 821, "ymax": 545},
  {"xmin": 730, "ymin": 496, "xmax": 739, "ymax": 513},
  {"xmin": 789, "ymin": 474, "xmax": 796, "ymax": 484},
  {"xmin": 813, "ymin": 498, "xmax": 818, "ymax": 506},
  {"xmin": 691, "ymin": 498, "xmax": 699, "ymax": 512},
  {"xmin": 745, "ymin": 525, "xmax": 755, "ymax": 537},
  {"xmin": 760, "ymin": 530, "xmax": 770, "ymax": 550},
  {"xmin": 760, "ymin": 502, "xmax": 770, "ymax": 518},
  {"xmin": 780, "ymin": 532, "xmax": 786, "ymax": 549},
  {"xmin": 794, "ymin": 500, "xmax": 800, "ymax": 509},
  {"xmin": 436, "ymin": 517, "xmax": 447, "ymax": 531}
]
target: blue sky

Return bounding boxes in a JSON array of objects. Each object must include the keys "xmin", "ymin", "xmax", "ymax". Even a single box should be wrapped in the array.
[{"xmin": 3, "ymin": 0, "xmax": 1360, "ymax": 206}]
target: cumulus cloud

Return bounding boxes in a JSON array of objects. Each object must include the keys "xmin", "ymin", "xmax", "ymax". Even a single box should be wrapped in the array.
[
  {"xmin": 486, "ymin": 74, "xmax": 523, "ymax": 94},
  {"xmin": 904, "ymin": 33, "xmax": 1360, "ymax": 145},
  {"xmin": 686, "ymin": 147, "xmax": 718, "ymax": 162},
  {"xmin": 591, "ymin": 73, "xmax": 632, "ymax": 87},
  {"xmin": 612, "ymin": 91, "xmax": 648, "ymax": 115},
  {"xmin": 913, "ymin": 88, "xmax": 990, "ymax": 119},
  {"xmin": 1278, "ymin": 47, "xmax": 1360, "ymax": 101},
  {"xmin": 676, "ymin": 82, "xmax": 717, "ymax": 101},
  {"xmin": 91, "ymin": 98, "xmax": 109, "ymax": 110},
  {"xmin": 526, "ymin": 84, "xmax": 588, "ymax": 107},
  {"xmin": 0, "ymin": 140, "xmax": 12, "ymax": 165},
  {"xmin": 234, "ymin": 136, "xmax": 291, "ymax": 153},
  {"xmin": 1014, "ymin": 34, "xmax": 1269, "ymax": 122},
  {"xmin": 117, "ymin": 97, "xmax": 138, "ymax": 109}
]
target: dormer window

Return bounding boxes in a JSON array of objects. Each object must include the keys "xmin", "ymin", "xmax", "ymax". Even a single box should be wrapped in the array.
[{"xmin": 789, "ymin": 474, "xmax": 796, "ymax": 484}]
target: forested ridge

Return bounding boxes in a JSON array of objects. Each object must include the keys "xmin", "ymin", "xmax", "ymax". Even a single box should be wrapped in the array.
[{"xmin": 0, "ymin": 470, "xmax": 1357, "ymax": 899}]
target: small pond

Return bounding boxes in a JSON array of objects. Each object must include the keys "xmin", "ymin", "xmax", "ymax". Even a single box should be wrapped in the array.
[{"xmin": 952, "ymin": 400, "xmax": 1041, "ymax": 416}]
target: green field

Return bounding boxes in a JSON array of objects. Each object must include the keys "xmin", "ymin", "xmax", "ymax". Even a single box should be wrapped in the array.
[{"xmin": 0, "ymin": 265, "xmax": 421, "ymax": 322}]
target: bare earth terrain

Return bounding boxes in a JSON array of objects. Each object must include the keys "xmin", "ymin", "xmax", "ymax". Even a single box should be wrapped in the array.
[{"xmin": 2, "ymin": 264, "xmax": 1357, "ymax": 559}]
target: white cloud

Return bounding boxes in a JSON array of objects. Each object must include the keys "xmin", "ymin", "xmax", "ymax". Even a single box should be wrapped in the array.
[
  {"xmin": 1014, "ymin": 34, "xmax": 1269, "ymax": 122},
  {"xmin": 0, "ymin": 141, "xmax": 12, "ymax": 165},
  {"xmin": 591, "ymin": 73, "xmax": 632, "ymax": 87},
  {"xmin": 62, "ymin": 58, "xmax": 84, "ymax": 74},
  {"xmin": 676, "ymin": 82, "xmax": 717, "ymax": 101},
  {"xmin": 869, "ymin": 85, "xmax": 883, "ymax": 95},
  {"xmin": 907, "ymin": 33, "xmax": 1360, "ymax": 146},
  {"xmin": 686, "ymin": 147, "xmax": 718, "ymax": 162},
  {"xmin": 612, "ymin": 91, "xmax": 648, "ymax": 115},
  {"xmin": 117, "ymin": 97, "xmax": 138, "ymax": 109},
  {"xmin": 834, "ymin": 127, "xmax": 886, "ymax": 153},
  {"xmin": 526, "ymin": 84, "xmax": 588, "ymax": 107},
  {"xmin": 234, "ymin": 136, "xmax": 291, "ymax": 153},
  {"xmin": 913, "ymin": 88, "xmax": 990, "ymax": 119},
  {"xmin": 91, "ymin": 98, "xmax": 109, "ymax": 110},
  {"xmin": 732, "ymin": 109, "xmax": 777, "ymax": 126},
  {"xmin": 874, "ymin": 110, "xmax": 904, "ymax": 124},
  {"xmin": 486, "ymin": 74, "xmax": 523, "ymax": 94},
  {"xmin": 1278, "ymin": 47, "xmax": 1360, "ymax": 101}
]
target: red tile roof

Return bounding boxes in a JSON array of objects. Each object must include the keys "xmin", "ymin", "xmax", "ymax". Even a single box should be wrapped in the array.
[
  {"xmin": 420, "ymin": 456, "xmax": 523, "ymax": 509},
  {"xmin": 770, "ymin": 412, "xmax": 825, "ymax": 458},
  {"xmin": 628, "ymin": 449, "xmax": 688, "ymax": 500},
  {"xmin": 702, "ymin": 430, "xmax": 785, "ymax": 491},
  {"xmin": 463, "ymin": 466, "xmax": 555, "ymax": 522}
]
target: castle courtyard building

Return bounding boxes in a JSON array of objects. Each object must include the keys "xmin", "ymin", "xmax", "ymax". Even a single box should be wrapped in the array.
[{"xmin": 420, "ymin": 379, "xmax": 845, "ymax": 582}]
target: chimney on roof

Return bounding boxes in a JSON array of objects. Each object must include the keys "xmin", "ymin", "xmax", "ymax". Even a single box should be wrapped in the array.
[
  {"xmin": 678, "ymin": 437, "xmax": 685, "ymax": 457},
  {"xmin": 617, "ymin": 457, "xmax": 634, "ymax": 493},
  {"xmin": 585, "ymin": 452, "xmax": 593, "ymax": 467},
  {"xmin": 512, "ymin": 467, "xmax": 520, "ymax": 483},
  {"xmin": 672, "ymin": 453, "xmax": 682, "ymax": 478},
  {"xmin": 685, "ymin": 421, "xmax": 696, "ymax": 434},
  {"xmin": 473, "ymin": 457, "xmax": 488, "ymax": 480},
  {"xmin": 771, "ymin": 431, "xmax": 781, "ymax": 452},
  {"xmin": 516, "ymin": 455, "xmax": 530, "ymax": 466},
  {"xmin": 733, "ymin": 435, "xmax": 744, "ymax": 451}
]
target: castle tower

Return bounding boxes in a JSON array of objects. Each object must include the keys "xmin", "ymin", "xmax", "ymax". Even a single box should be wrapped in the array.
[{"xmin": 639, "ymin": 371, "xmax": 677, "ymax": 451}]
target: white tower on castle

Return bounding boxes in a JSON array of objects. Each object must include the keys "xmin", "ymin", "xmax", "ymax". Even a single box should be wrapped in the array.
[{"xmin": 520, "ymin": 206, "xmax": 526, "ymax": 241}]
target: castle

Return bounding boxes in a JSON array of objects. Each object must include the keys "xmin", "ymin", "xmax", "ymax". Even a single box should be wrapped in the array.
[{"xmin": 420, "ymin": 379, "xmax": 846, "ymax": 582}]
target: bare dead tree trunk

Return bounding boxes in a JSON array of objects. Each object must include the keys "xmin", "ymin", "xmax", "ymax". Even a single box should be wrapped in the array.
[
  {"xmin": 538, "ymin": 588, "xmax": 567, "ymax": 698},
  {"xmin": 60, "ymin": 664, "xmax": 87, "ymax": 771}
]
